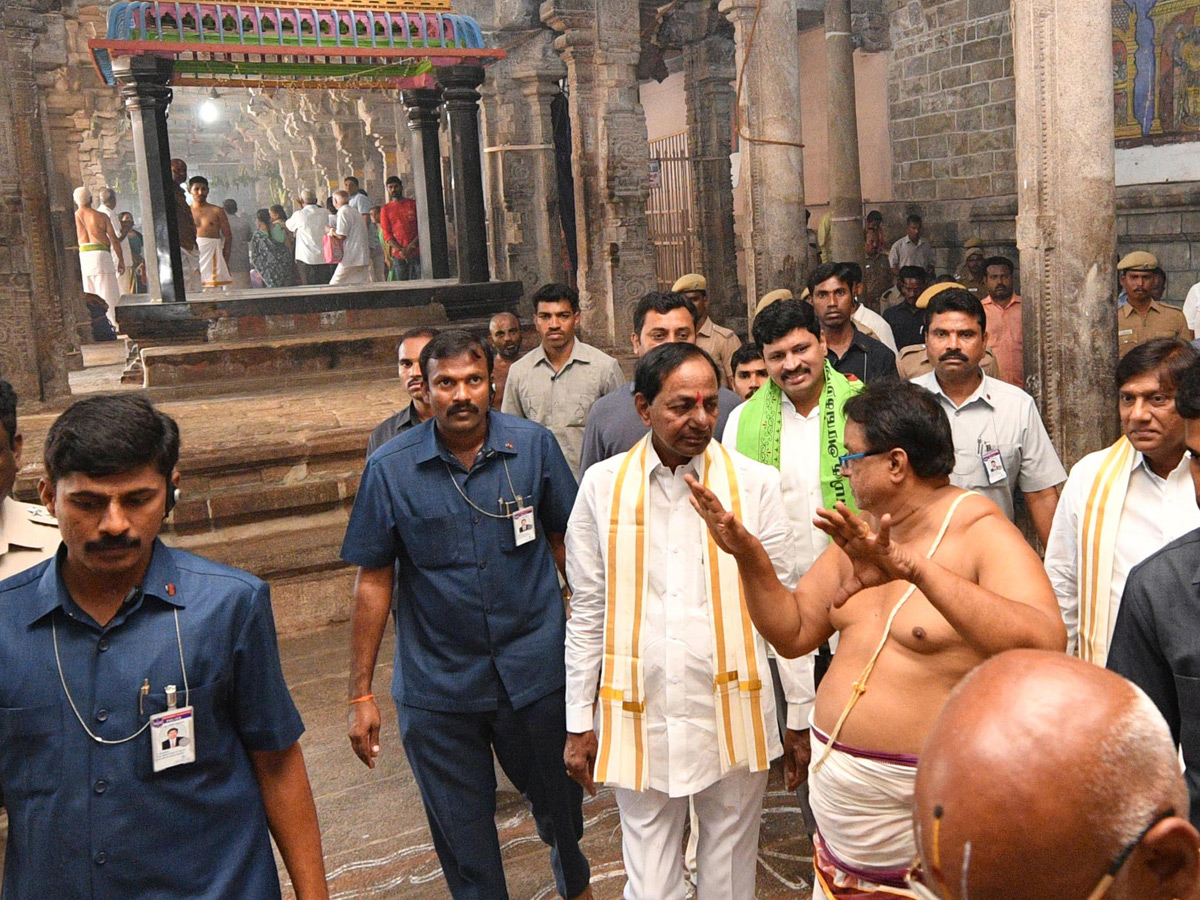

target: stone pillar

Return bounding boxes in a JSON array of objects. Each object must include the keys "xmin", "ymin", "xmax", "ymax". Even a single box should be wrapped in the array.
[
  {"xmin": 543, "ymin": 0, "xmax": 657, "ymax": 346},
  {"xmin": 825, "ymin": 0, "xmax": 863, "ymax": 264},
  {"xmin": 0, "ymin": 8, "xmax": 73, "ymax": 400},
  {"xmin": 402, "ymin": 88, "xmax": 451, "ymax": 279},
  {"xmin": 682, "ymin": 32, "xmax": 740, "ymax": 325},
  {"xmin": 1013, "ymin": 0, "xmax": 1118, "ymax": 464},
  {"xmin": 437, "ymin": 65, "xmax": 491, "ymax": 284},
  {"xmin": 480, "ymin": 44, "xmax": 568, "ymax": 298},
  {"xmin": 112, "ymin": 55, "xmax": 185, "ymax": 303},
  {"xmin": 720, "ymin": 0, "xmax": 806, "ymax": 307}
]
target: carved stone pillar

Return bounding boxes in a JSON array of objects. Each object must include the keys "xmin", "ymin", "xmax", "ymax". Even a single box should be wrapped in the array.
[
  {"xmin": 0, "ymin": 11, "xmax": 72, "ymax": 399},
  {"xmin": 720, "ymin": 0, "xmax": 805, "ymax": 306},
  {"xmin": 436, "ymin": 65, "xmax": 491, "ymax": 284},
  {"xmin": 543, "ymin": 0, "xmax": 657, "ymax": 346},
  {"xmin": 402, "ymin": 88, "xmax": 451, "ymax": 279},
  {"xmin": 825, "ymin": 0, "xmax": 863, "ymax": 264},
  {"xmin": 481, "ymin": 42, "xmax": 568, "ymax": 299},
  {"xmin": 682, "ymin": 32, "xmax": 740, "ymax": 325},
  {"xmin": 1013, "ymin": 0, "xmax": 1118, "ymax": 464},
  {"xmin": 113, "ymin": 55, "xmax": 185, "ymax": 303}
]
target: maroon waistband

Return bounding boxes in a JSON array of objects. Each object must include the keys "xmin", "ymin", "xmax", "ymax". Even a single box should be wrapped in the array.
[
  {"xmin": 814, "ymin": 833, "xmax": 912, "ymax": 890},
  {"xmin": 812, "ymin": 724, "xmax": 920, "ymax": 768}
]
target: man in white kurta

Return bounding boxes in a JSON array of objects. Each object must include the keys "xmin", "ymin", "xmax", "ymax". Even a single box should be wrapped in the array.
[
  {"xmin": 565, "ymin": 343, "xmax": 799, "ymax": 900},
  {"xmin": 1045, "ymin": 337, "xmax": 1200, "ymax": 664}
]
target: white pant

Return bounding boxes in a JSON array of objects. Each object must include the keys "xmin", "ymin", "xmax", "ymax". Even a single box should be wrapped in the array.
[
  {"xmin": 181, "ymin": 246, "xmax": 201, "ymax": 293},
  {"xmin": 614, "ymin": 766, "xmax": 768, "ymax": 900},
  {"xmin": 330, "ymin": 263, "xmax": 370, "ymax": 285}
]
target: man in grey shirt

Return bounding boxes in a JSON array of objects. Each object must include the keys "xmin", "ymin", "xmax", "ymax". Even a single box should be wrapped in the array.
[
  {"xmin": 223, "ymin": 199, "xmax": 253, "ymax": 290},
  {"xmin": 1108, "ymin": 358, "xmax": 1200, "ymax": 831},
  {"xmin": 579, "ymin": 291, "xmax": 741, "ymax": 475},
  {"xmin": 502, "ymin": 283, "xmax": 624, "ymax": 479},
  {"xmin": 911, "ymin": 287, "xmax": 1065, "ymax": 545}
]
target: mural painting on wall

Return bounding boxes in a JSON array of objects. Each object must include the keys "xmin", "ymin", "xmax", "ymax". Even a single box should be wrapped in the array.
[{"xmin": 1115, "ymin": 0, "xmax": 1200, "ymax": 146}]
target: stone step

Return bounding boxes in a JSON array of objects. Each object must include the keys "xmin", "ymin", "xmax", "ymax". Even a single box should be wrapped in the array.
[{"xmin": 140, "ymin": 326, "xmax": 418, "ymax": 387}]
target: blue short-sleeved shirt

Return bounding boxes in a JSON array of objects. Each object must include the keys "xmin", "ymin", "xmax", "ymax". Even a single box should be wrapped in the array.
[
  {"xmin": 341, "ymin": 410, "xmax": 578, "ymax": 713},
  {"xmin": 0, "ymin": 541, "xmax": 304, "ymax": 900}
]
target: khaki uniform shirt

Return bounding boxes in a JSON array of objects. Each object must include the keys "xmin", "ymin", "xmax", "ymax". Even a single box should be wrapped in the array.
[
  {"xmin": 955, "ymin": 272, "xmax": 986, "ymax": 298},
  {"xmin": 860, "ymin": 252, "xmax": 893, "ymax": 312},
  {"xmin": 0, "ymin": 495, "xmax": 60, "ymax": 580},
  {"xmin": 695, "ymin": 318, "xmax": 742, "ymax": 388},
  {"xmin": 501, "ymin": 339, "xmax": 625, "ymax": 479},
  {"xmin": 1118, "ymin": 300, "xmax": 1194, "ymax": 357},
  {"xmin": 899, "ymin": 345, "xmax": 1001, "ymax": 381}
]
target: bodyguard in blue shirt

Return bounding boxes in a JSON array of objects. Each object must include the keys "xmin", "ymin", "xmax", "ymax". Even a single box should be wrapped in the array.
[
  {"xmin": 0, "ymin": 395, "xmax": 329, "ymax": 900},
  {"xmin": 343, "ymin": 330, "xmax": 593, "ymax": 899}
]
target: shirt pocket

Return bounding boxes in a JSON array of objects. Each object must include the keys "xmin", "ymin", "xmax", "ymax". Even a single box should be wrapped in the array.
[
  {"xmin": 400, "ymin": 513, "xmax": 466, "ymax": 568},
  {"xmin": 0, "ymin": 703, "xmax": 62, "ymax": 799},
  {"xmin": 565, "ymin": 391, "xmax": 593, "ymax": 428},
  {"xmin": 138, "ymin": 678, "xmax": 233, "ymax": 781}
]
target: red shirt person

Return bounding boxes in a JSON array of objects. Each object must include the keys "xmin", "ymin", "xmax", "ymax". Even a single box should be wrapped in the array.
[{"xmin": 379, "ymin": 176, "xmax": 419, "ymax": 281}]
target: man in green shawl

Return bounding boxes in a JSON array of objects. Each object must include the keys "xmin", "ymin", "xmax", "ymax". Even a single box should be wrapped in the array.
[{"xmin": 720, "ymin": 296, "xmax": 862, "ymax": 802}]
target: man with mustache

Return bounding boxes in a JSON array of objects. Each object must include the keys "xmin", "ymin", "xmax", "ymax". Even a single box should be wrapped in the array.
[
  {"xmin": 979, "ymin": 256, "xmax": 1023, "ymax": 388},
  {"xmin": 487, "ymin": 312, "xmax": 524, "ymax": 411},
  {"xmin": 883, "ymin": 265, "xmax": 930, "ymax": 351},
  {"xmin": 720, "ymin": 298, "xmax": 863, "ymax": 807},
  {"xmin": 692, "ymin": 381, "xmax": 1065, "ymax": 898},
  {"xmin": 367, "ymin": 327, "xmax": 439, "ymax": 455},
  {"xmin": 911, "ymin": 288, "xmax": 1065, "ymax": 546},
  {"xmin": 578, "ymin": 291, "xmax": 742, "ymax": 475},
  {"xmin": 1118, "ymin": 251, "xmax": 1192, "ymax": 358},
  {"xmin": 0, "ymin": 395, "xmax": 329, "ymax": 900},
  {"xmin": 344, "ymin": 330, "xmax": 593, "ymax": 900},
  {"xmin": 1108, "ymin": 359, "xmax": 1200, "ymax": 828},
  {"xmin": 1045, "ymin": 338, "xmax": 1200, "ymax": 663},
  {"xmin": 502, "ymin": 283, "xmax": 624, "ymax": 479},
  {"xmin": 564, "ymin": 342, "xmax": 797, "ymax": 899}
]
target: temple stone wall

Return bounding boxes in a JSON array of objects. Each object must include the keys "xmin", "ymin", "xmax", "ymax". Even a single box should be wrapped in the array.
[
  {"xmin": 881, "ymin": 0, "xmax": 1200, "ymax": 301},
  {"xmin": 886, "ymin": 0, "xmax": 1015, "ymax": 205}
]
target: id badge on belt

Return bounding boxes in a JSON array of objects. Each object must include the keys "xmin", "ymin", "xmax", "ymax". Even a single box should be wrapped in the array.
[{"xmin": 150, "ymin": 684, "xmax": 196, "ymax": 772}]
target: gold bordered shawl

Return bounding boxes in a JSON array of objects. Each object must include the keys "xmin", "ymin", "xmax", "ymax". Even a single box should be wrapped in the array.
[
  {"xmin": 1077, "ymin": 436, "xmax": 1136, "ymax": 664},
  {"xmin": 594, "ymin": 435, "xmax": 771, "ymax": 790}
]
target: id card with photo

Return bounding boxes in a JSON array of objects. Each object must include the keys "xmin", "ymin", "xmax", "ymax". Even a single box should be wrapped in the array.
[
  {"xmin": 982, "ymin": 448, "xmax": 1007, "ymax": 485},
  {"xmin": 513, "ymin": 506, "xmax": 536, "ymax": 546},
  {"xmin": 150, "ymin": 706, "xmax": 196, "ymax": 772}
]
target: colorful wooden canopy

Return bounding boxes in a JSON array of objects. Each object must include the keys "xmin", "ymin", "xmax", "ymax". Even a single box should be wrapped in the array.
[{"xmin": 89, "ymin": 1, "xmax": 503, "ymax": 90}]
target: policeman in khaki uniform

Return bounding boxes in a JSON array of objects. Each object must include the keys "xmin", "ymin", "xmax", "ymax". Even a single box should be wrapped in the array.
[
  {"xmin": 1118, "ymin": 250, "xmax": 1193, "ymax": 357},
  {"xmin": 954, "ymin": 240, "xmax": 988, "ymax": 298},
  {"xmin": 672, "ymin": 274, "xmax": 742, "ymax": 387},
  {"xmin": 896, "ymin": 283, "xmax": 1001, "ymax": 381},
  {"xmin": 0, "ymin": 380, "xmax": 59, "ymax": 580}
]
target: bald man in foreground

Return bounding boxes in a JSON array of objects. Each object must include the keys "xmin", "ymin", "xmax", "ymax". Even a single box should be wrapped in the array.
[
  {"xmin": 911, "ymin": 650, "xmax": 1200, "ymax": 900},
  {"xmin": 688, "ymin": 382, "xmax": 1065, "ymax": 898}
]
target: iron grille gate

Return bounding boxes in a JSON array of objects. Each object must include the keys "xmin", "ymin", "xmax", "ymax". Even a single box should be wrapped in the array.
[{"xmin": 647, "ymin": 132, "xmax": 697, "ymax": 292}]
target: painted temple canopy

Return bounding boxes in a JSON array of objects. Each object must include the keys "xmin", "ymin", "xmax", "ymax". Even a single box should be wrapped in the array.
[{"xmin": 90, "ymin": 1, "xmax": 502, "ymax": 90}]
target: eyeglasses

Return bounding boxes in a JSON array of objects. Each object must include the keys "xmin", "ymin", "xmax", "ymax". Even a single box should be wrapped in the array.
[
  {"xmin": 904, "ymin": 807, "xmax": 1175, "ymax": 900},
  {"xmin": 837, "ymin": 449, "xmax": 887, "ymax": 472}
]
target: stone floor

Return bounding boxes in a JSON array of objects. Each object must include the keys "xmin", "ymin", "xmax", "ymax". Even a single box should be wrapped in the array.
[
  {"xmin": 7, "ymin": 346, "xmax": 817, "ymax": 898},
  {"xmin": 280, "ymin": 622, "xmax": 816, "ymax": 900}
]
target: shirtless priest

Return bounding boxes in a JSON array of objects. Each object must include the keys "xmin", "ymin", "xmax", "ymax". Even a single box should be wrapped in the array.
[
  {"xmin": 188, "ymin": 175, "xmax": 233, "ymax": 291},
  {"xmin": 687, "ymin": 380, "xmax": 1065, "ymax": 899},
  {"xmin": 74, "ymin": 186, "xmax": 125, "ymax": 327}
]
